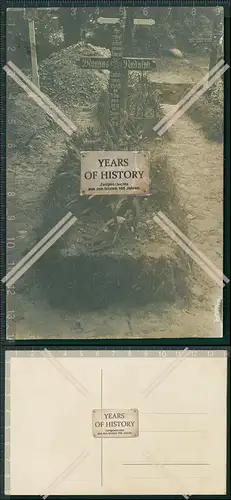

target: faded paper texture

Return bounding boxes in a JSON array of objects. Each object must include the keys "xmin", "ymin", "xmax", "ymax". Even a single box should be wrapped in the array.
[{"xmin": 5, "ymin": 350, "xmax": 227, "ymax": 495}]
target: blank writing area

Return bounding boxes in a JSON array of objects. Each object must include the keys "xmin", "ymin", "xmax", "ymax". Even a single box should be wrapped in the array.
[{"xmin": 5, "ymin": 350, "xmax": 227, "ymax": 495}]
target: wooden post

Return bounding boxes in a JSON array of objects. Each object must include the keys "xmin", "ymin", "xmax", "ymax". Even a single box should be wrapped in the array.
[
  {"xmin": 28, "ymin": 20, "xmax": 40, "ymax": 88},
  {"xmin": 26, "ymin": 9, "xmax": 40, "ymax": 89},
  {"xmin": 141, "ymin": 70, "xmax": 145, "ymax": 117},
  {"xmin": 109, "ymin": 22, "xmax": 124, "ymax": 133}
]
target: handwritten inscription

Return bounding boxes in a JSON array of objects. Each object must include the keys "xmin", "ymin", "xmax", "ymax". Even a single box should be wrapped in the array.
[{"xmin": 78, "ymin": 57, "xmax": 156, "ymax": 71}]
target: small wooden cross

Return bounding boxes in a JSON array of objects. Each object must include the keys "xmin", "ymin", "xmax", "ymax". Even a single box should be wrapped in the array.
[
  {"xmin": 76, "ymin": 11, "xmax": 156, "ymax": 132},
  {"xmin": 7, "ymin": 8, "xmax": 59, "ymax": 89}
]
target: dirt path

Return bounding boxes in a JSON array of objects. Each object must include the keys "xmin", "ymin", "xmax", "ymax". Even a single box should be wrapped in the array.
[
  {"xmin": 150, "ymin": 54, "xmax": 210, "ymax": 84},
  {"xmin": 161, "ymin": 104, "xmax": 223, "ymax": 310},
  {"xmin": 162, "ymin": 105, "xmax": 223, "ymax": 266}
]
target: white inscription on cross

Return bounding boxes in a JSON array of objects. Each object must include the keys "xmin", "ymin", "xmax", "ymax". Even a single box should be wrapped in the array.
[{"xmin": 97, "ymin": 17, "xmax": 155, "ymax": 26}]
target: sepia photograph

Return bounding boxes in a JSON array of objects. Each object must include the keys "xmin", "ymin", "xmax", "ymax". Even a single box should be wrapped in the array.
[
  {"xmin": 5, "ymin": 6, "xmax": 226, "ymax": 340},
  {"xmin": 5, "ymin": 348, "xmax": 228, "ymax": 495}
]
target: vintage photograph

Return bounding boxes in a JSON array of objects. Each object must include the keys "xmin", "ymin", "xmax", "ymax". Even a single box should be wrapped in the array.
[
  {"xmin": 5, "ymin": 349, "xmax": 228, "ymax": 495},
  {"xmin": 5, "ymin": 6, "xmax": 225, "ymax": 339}
]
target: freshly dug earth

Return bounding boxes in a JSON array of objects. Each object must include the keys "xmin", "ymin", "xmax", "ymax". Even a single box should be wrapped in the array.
[
  {"xmin": 7, "ymin": 42, "xmax": 110, "ymax": 152},
  {"xmin": 38, "ymin": 42, "xmax": 110, "ymax": 113},
  {"xmin": 12, "ymin": 42, "xmax": 188, "ymax": 315},
  {"xmin": 7, "ymin": 43, "xmax": 112, "ymax": 259}
]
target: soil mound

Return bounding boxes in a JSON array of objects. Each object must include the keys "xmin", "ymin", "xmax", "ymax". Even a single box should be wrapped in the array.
[
  {"xmin": 35, "ymin": 127, "xmax": 190, "ymax": 313},
  {"xmin": 38, "ymin": 42, "xmax": 110, "ymax": 113}
]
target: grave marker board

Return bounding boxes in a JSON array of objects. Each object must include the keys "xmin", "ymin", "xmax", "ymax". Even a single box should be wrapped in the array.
[{"xmin": 78, "ymin": 56, "xmax": 156, "ymax": 71}]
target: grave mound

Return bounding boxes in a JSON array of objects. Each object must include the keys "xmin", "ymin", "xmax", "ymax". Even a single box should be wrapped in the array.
[
  {"xmin": 36, "ymin": 126, "xmax": 191, "ymax": 313},
  {"xmin": 38, "ymin": 42, "xmax": 110, "ymax": 112}
]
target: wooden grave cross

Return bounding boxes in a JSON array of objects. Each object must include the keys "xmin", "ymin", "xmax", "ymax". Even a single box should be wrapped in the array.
[
  {"xmin": 76, "ymin": 12, "xmax": 156, "ymax": 132},
  {"xmin": 8, "ymin": 8, "xmax": 41, "ymax": 88}
]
